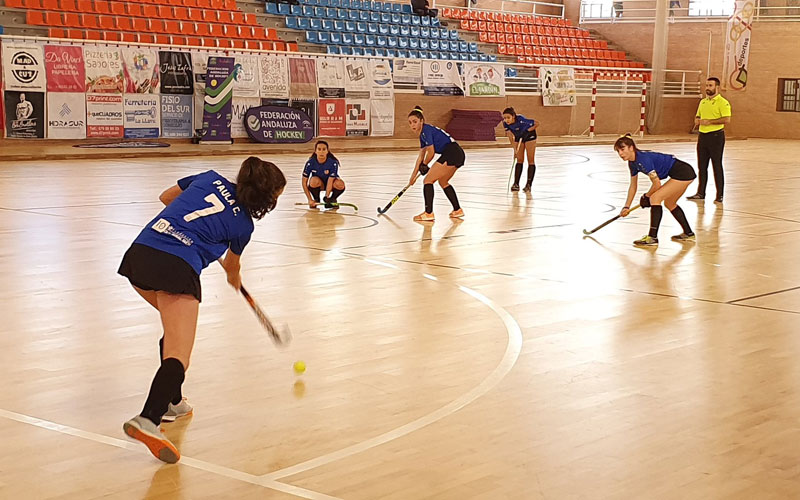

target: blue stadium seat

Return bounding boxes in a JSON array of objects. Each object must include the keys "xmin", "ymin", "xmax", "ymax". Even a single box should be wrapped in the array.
[
  {"xmin": 428, "ymin": 27, "xmax": 438, "ymax": 38},
  {"xmin": 343, "ymin": 32, "xmax": 354, "ymax": 44},
  {"xmin": 408, "ymin": 49, "xmax": 419, "ymax": 58},
  {"xmin": 328, "ymin": 46, "xmax": 341, "ymax": 54},
  {"xmin": 290, "ymin": 4, "xmax": 302, "ymax": 15},
  {"xmin": 449, "ymin": 40, "xmax": 458, "ymax": 51},
  {"xmin": 356, "ymin": 21, "xmax": 367, "ymax": 32},
  {"xmin": 382, "ymin": 2, "xmax": 392, "ymax": 12},
  {"xmin": 306, "ymin": 0, "xmax": 319, "ymax": 5},
  {"xmin": 397, "ymin": 49, "xmax": 408, "ymax": 58},
  {"xmin": 411, "ymin": 14, "xmax": 420, "ymax": 25},
  {"xmin": 430, "ymin": 40, "xmax": 439, "ymax": 51},
  {"xmin": 376, "ymin": 35, "xmax": 387, "ymax": 47},
  {"xmin": 305, "ymin": 31, "xmax": 318, "ymax": 43},
  {"xmin": 459, "ymin": 41, "xmax": 468, "ymax": 52},
  {"xmin": 469, "ymin": 54, "xmax": 479, "ymax": 61},
  {"xmin": 266, "ymin": 3, "xmax": 279, "ymax": 14},
  {"xmin": 390, "ymin": 24, "xmax": 399, "ymax": 35},
  {"xmin": 330, "ymin": 32, "xmax": 342, "ymax": 43},
  {"xmin": 337, "ymin": 8, "xmax": 348, "ymax": 19},
  {"xmin": 401, "ymin": 4, "xmax": 411, "ymax": 13},
  {"xmin": 325, "ymin": 7, "xmax": 337, "ymax": 17},
  {"xmin": 380, "ymin": 12, "xmax": 391, "ymax": 23},
  {"xmin": 439, "ymin": 28, "xmax": 449, "ymax": 40},
  {"xmin": 341, "ymin": 46, "xmax": 353, "ymax": 54},
  {"xmin": 359, "ymin": 11, "xmax": 370, "ymax": 21},
  {"xmin": 314, "ymin": 7, "xmax": 325, "ymax": 17},
  {"xmin": 285, "ymin": 16, "xmax": 298, "ymax": 28},
  {"xmin": 468, "ymin": 42, "xmax": 477, "ymax": 53},
  {"xmin": 370, "ymin": 11, "xmax": 380, "ymax": 22},
  {"xmin": 298, "ymin": 17, "xmax": 311, "ymax": 29},
  {"xmin": 353, "ymin": 47, "xmax": 364, "ymax": 55},
  {"xmin": 398, "ymin": 36, "xmax": 408, "ymax": 48},
  {"xmin": 375, "ymin": 48, "xmax": 387, "ymax": 57},
  {"xmin": 408, "ymin": 38, "xmax": 419, "ymax": 49},
  {"xmin": 401, "ymin": 13, "xmax": 411, "ymax": 24},
  {"xmin": 461, "ymin": 53, "xmax": 470, "ymax": 61},
  {"xmin": 344, "ymin": 20, "xmax": 355, "ymax": 31},
  {"xmin": 386, "ymin": 48, "xmax": 396, "ymax": 58},
  {"xmin": 364, "ymin": 48, "xmax": 376, "ymax": 56},
  {"xmin": 391, "ymin": 13, "xmax": 401, "ymax": 24},
  {"xmin": 318, "ymin": 0, "xmax": 328, "ymax": 6},
  {"xmin": 400, "ymin": 25, "xmax": 410, "ymax": 36},
  {"xmin": 302, "ymin": 5, "xmax": 314, "ymax": 16},
  {"xmin": 329, "ymin": 0, "xmax": 340, "ymax": 7},
  {"xmin": 369, "ymin": 0, "xmax": 380, "ymax": 10},
  {"xmin": 431, "ymin": 17, "xmax": 439, "ymax": 27},
  {"xmin": 449, "ymin": 29, "xmax": 458, "ymax": 40},
  {"xmin": 365, "ymin": 34, "xmax": 376, "ymax": 46},
  {"xmin": 378, "ymin": 23, "xmax": 389, "ymax": 35},
  {"xmin": 479, "ymin": 54, "xmax": 488, "ymax": 62},
  {"xmin": 322, "ymin": 19, "xmax": 334, "ymax": 30},
  {"xmin": 334, "ymin": 19, "xmax": 344, "ymax": 30},
  {"xmin": 488, "ymin": 55, "xmax": 497, "ymax": 62},
  {"xmin": 318, "ymin": 31, "xmax": 330, "ymax": 43},
  {"xmin": 278, "ymin": 3, "xmax": 290, "ymax": 15},
  {"xmin": 367, "ymin": 22, "xmax": 378, "ymax": 33},
  {"xmin": 410, "ymin": 26, "xmax": 419, "ymax": 37},
  {"xmin": 420, "ymin": 27, "xmax": 429, "ymax": 38},
  {"xmin": 310, "ymin": 18, "xmax": 321, "ymax": 29},
  {"xmin": 392, "ymin": 2, "xmax": 402, "ymax": 12},
  {"xmin": 348, "ymin": 10, "xmax": 359, "ymax": 20},
  {"xmin": 340, "ymin": 0, "xmax": 350, "ymax": 7},
  {"xmin": 354, "ymin": 33, "xmax": 365, "ymax": 44},
  {"xmin": 421, "ymin": 15, "xmax": 430, "ymax": 26},
  {"xmin": 387, "ymin": 36, "xmax": 397, "ymax": 48},
  {"xmin": 419, "ymin": 39, "xmax": 429, "ymax": 50}
]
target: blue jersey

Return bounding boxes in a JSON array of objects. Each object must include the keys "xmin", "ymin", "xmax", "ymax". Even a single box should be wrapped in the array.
[
  {"xmin": 502, "ymin": 114, "xmax": 535, "ymax": 140},
  {"xmin": 419, "ymin": 123, "xmax": 455, "ymax": 153},
  {"xmin": 628, "ymin": 150, "xmax": 677, "ymax": 180},
  {"xmin": 302, "ymin": 155, "xmax": 340, "ymax": 182},
  {"xmin": 133, "ymin": 170, "xmax": 255, "ymax": 274}
]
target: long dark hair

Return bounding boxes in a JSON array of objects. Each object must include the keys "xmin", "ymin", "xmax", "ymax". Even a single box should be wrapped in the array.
[
  {"xmin": 310, "ymin": 140, "xmax": 338, "ymax": 163},
  {"xmin": 613, "ymin": 134, "xmax": 639, "ymax": 152},
  {"xmin": 408, "ymin": 106, "xmax": 424, "ymax": 121},
  {"xmin": 502, "ymin": 107, "xmax": 517, "ymax": 119},
  {"xmin": 236, "ymin": 156, "xmax": 286, "ymax": 220}
]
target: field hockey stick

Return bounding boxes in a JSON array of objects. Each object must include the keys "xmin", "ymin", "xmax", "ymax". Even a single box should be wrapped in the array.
[
  {"xmin": 582, "ymin": 205, "xmax": 640, "ymax": 235},
  {"xmin": 377, "ymin": 173, "xmax": 421, "ymax": 215},
  {"xmin": 295, "ymin": 201, "xmax": 358, "ymax": 211},
  {"xmin": 506, "ymin": 140, "xmax": 523, "ymax": 192},
  {"xmin": 217, "ymin": 260, "xmax": 291, "ymax": 346}
]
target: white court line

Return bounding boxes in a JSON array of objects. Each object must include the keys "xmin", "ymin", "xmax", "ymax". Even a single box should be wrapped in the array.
[
  {"xmin": 260, "ymin": 281, "xmax": 523, "ymax": 481},
  {"xmin": 0, "ymin": 408, "xmax": 341, "ymax": 500}
]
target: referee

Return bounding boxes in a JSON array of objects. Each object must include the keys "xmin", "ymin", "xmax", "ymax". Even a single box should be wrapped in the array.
[{"xmin": 687, "ymin": 77, "xmax": 731, "ymax": 204}]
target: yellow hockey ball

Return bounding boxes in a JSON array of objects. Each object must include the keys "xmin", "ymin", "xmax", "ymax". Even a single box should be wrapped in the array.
[{"xmin": 293, "ymin": 361, "xmax": 306, "ymax": 374}]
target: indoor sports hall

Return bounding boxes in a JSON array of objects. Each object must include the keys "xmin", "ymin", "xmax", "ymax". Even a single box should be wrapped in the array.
[{"xmin": 1, "ymin": 0, "xmax": 799, "ymax": 498}]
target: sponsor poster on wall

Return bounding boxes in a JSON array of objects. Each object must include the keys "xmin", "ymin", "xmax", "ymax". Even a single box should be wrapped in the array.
[
  {"xmin": 233, "ymin": 54, "xmax": 260, "ymax": 97},
  {"xmin": 370, "ymin": 59, "xmax": 394, "ymax": 99},
  {"xmin": 259, "ymin": 54, "xmax": 290, "ymax": 99},
  {"xmin": 192, "ymin": 52, "xmax": 223, "ymax": 130},
  {"xmin": 244, "ymin": 105, "xmax": 315, "ymax": 144},
  {"xmin": 122, "ymin": 48, "xmax": 159, "ymax": 94},
  {"xmin": 345, "ymin": 99, "xmax": 369, "ymax": 136},
  {"xmin": 161, "ymin": 94, "xmax": 193, "ymax": 138},
  {"xmin": 289, "ymin": 98, "xmax": 316, "ymax": 136},
  {"xmin": 317, "ymin": 98, "xmax": 345, "ymax": 136},
  {"xmin": 370, "ymin": 99, "xmax": 394, "ymax": 137},
  {"xmin": 84, "ymin": 47, "xmax": 124, "ymax": 93},
  {"xmin": 4, "ymin": 90, "xmax": 45, "ymax": 138},
  {"xmin": 393, "ymin": 58, "xmax": 422, "ymax": 84},
  {"xmin": 540, "ymin": 66, "xmax": 576, "ymax": 106},
  {"xmin": 231, "ymin": 97, "xmax": 261, "ymax": 138},
  {"xmin": 316, "ymin": 58, "xmax": 345, "ymax": 98},
  {"xmin": 289, "ymin": 58, "xmax": 317, "ymax": 98},
  {"xmin": 722, "ymin": 0, "xmax": 754, "ymax": 91},
  {"xmin": 422, "ymin": 60, "xmax": 463, "ymax": 96},
  {"xmin": 45, "ymin": 45, "xmax": 85, "ymax": 93},
  {"xmin": 2, "ymin": 43, "xmax": 47, "ymax": 91},
  {"xmin": 159, "ymin": 51, "xmax": 193, "ymax": 95},
  {"xmin": 86, "ymin": 93, "xmax": 123, "ymax": 137},
  {"xmin": 47, "ymin": 92, "xmax": 86, "ymax": 139},
  {"xmin": 123, "ymin": 94, "xmax": 160, "ymax": 138},
  {"xmin": 343, "ymin": 59, "xmax": 370, "ymax": 99},
  {"xmin": 200, "ymin": 56, "xmax": 235, "ymax": 143},
  {"xmin": 463, "ymin": 63, "xmax": 505, "ymax": 97}
]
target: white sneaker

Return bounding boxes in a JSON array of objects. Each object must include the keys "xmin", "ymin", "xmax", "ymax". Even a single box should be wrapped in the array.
[
  {"xmin": 123, "ymin": 415, "xmax": 180, "ymax": 463},
  {"xmin": 161, "ymin": 398, "xmax": 193, "ymax": 423}
]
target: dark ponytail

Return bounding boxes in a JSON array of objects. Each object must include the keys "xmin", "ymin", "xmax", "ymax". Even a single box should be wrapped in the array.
[
  {"xmin": 613, "ymin": 133, "xmax": 638, "ymax": 152},
  {"xmin": 502, "ymin": 107, "xmax": 517, "ymax": 118},
  {"xmin": 236, "ymin": 156, "xmax": 286, "ymax": 220},
  {"xmin": 408, "ymin": 106, "xmax": 424, "ymax": 120}
]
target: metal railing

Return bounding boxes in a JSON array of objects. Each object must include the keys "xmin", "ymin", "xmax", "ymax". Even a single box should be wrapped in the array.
[
  {"xmin": 580, "ymin": 0, "xmax": 800, "ymax": 23},
  {"xmin": 451, "ymin": 0, "xmax": 565, "ymax": 18}
]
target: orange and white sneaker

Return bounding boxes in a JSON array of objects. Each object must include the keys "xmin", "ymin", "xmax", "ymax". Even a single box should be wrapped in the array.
[
  {"xmin": 161, "ymin": 398, "xmax": 193, "ymax": 423},
  {"xmin": 413, "ymin": 212, "xmax": 435, "ymax": 222},
  {"xmin": 449, "ymin": 209, "xmax": 465, "ymax": 219},
  {"xmin": 123, "ymin": 415, "xmax": 180, "ymax": 463}
]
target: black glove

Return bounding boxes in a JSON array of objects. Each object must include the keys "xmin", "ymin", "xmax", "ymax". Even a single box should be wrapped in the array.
[
  {"xmin": 418, "ymin": 162, "xmax": 430, "ymax": 176},
  {"xmin": 639, "ymin": 194, "xmax": 651, "ymax": 208}
]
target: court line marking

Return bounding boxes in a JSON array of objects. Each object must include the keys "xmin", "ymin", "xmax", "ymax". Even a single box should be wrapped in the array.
[
  {"xmin": 0, "ymin": 408, "xmax": 341, "ymax": 500},
  {"xmin": 727, "ymin": 285, "xmax": 800, "ymax": 304}
]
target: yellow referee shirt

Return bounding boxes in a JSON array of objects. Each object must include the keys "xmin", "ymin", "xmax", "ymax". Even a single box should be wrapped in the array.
[{"xmin": 696, "ymin": 94, "xmax": 732, "ymax": 133}]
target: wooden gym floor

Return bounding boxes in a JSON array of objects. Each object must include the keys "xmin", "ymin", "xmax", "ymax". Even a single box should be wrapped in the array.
[{"xmin": 1, "ymin": 138, "xmax": 799, "ymax": 499}]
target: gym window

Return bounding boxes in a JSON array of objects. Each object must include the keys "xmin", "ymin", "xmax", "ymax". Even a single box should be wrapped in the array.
[{"xmin": 777, "ymin": 78, "xmax": 800, "ymax": 112}]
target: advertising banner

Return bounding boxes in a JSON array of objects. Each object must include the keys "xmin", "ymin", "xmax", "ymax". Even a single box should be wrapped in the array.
[
  {"xmin": 231, "ymin": 97, "xmax": 261, "ymax": 138},
  {"xmin": 290, "ymin": 98, "xmax": 316, "ymax": 136},
  {"xmin": 200, "ymin": 56, "xmax": 235, "ymax": 143},
  {"xmin": 4, "ymin": 90, "xmax": 45, "ymax": 137},
  {"xmin": 123, "ymin": 94, "xmax": 160, "ymax": 138},
  {"xmin": 540, "ymin": 66, "xmax": 576, "ymax": 106},
  {"xmin": 316, "ymin": 58, "xmax": 345, "ymax": 98},
  {"xmin": 370, "ymin": 59, "xmax": 394, "ymax": 99},
  {"xmin": 86, "ymin": 93, "xmax": 123, "ymax": 137},
  {"xmin": 2, "ymin": 43, "xmax": 47, "ymax": 91},
  {"xmin": 722, "ymin": 0, "xmax": 754, "ymax": 91},
  {"xmin": 47, "ymin": 92, "xmax": 86, "ymax": 139},
  {"xmin": 463, "ymin": 63, "xmax": 504, "ymax": 97},
  {"xmin": 45, "ymin": 45, "xmax": 85, "ymax": 93},
  {"xmin": 345, "ymin": 98, "xmax": 369, "ymax": 136},
  {"xmin": 289, "ymin": 58, "xmax": 317, "ymax": 98},
  {"xmin": 244, "ymin": 105, "xmax": 314, "ymax": 143},
  {"xmin": 317, "ymin": 98, "xmax": 345, "ymax": 136},
  {"xmin": 370, "ymin": 99, "xmax": 394, "ymax": 137},
  {"xmin": 159, "ymin": 51, "xmax": 193, "ymax": 95},
  {"xmin": 344, "ymin": 59, "xmax": 370, "ymax": 99},
  {"xmin": 122, "ymin": 48, "xmax": 159, "ymax": 94},
  {"xmin": 84, "ymin": 47, "xmax": 123, "ymax": 93},
  {"xmin": 393, "ymin": 58, "xmax": 422, "ymax": 84},
  {"xmin": 160, "ymin": 94, "xmax": 193, "ymax": 138},
  {"xmin": 259, "ymin": 54, "xmax": 290, "ymax": 99},
  {"xmin": 233, "ymin": 54, "xmax": 260, "ymax": 97},
  {"xmin": 422, "ymin": 60, "xmax": 463, "ymax": 96}
]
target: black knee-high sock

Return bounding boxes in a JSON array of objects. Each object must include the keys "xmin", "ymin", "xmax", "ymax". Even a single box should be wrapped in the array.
[
  {"xmin": 330, "ymin": 187, "xmax": 345, "ymax": 202},
  {"xmin": 649, "ymin": 206, "xmax": 663, "ymax": 238},
  {"xmin": 141, "ymin": 357, "xmax": 185, "ymax": 426},
  {"xmin": 670, "ymin": 206, "xmax": 693, "ymax": 235},
  {"xmin": 526, "ymin": 164, "xmax": 536, "ymax": 185},
  {"xmin": 159, "ymin": 338, "xmax": 183, "ymax": 405},
  {"xmin": 423, "ymin": 183, "xmax": 434, "ymax": 213},
  {"xmin": 443, "ymin": 185, "xmax": 460, "ymax": 211},
  {"xmin": 309, "ymin": 186, "xmax": 321, "ymax": 202},
  {"xmin": 513, "ymin": 163, "xmax": 523, "ymax": 185}
]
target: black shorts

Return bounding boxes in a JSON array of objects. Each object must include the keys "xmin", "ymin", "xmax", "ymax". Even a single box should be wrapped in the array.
[
  {"xmin": 436, "ymin": 142, "xmax": 466, "ymax": 168},
  {"xmin": 520, "ymin": 131, "xmax": 537, "ymax": 143},
  {"xmin": 118, "ymin": 243, "xmax": 202, "ymax": 302},
  {"xmin": 668, "ymin": 160, "xmax": 697, "ymax": 181}
]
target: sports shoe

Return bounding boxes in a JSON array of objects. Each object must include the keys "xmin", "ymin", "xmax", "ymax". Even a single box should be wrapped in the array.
[
  {"xmin": 510, "ymin": 184, "xmax": 520, "ymax": 192},
  {"xmin": 671, "ymin": 232, "xmax": 696, "ymax": 242},
  {"xmin": 686, "ymin": 194, "xmax": 704, "ymax": 201},
  {"xmin": 123, "ymin": 415, "xmax": 180, "ymax": 463},
  {"xmin": 161, "ymin": 398, "xmax": 193, "ymax": 423},
  {"xmin": 714, "ymin": 197, "xmax": 723, "ymax": 204},
  {"xmin": 522, "ymin": 184, "xmax": 532, "ymax": 193},
  {"xmin": 633, "ymin": 235, "xmax": 659, "ymax": 246},
  {"xmin": 413, "ymin": 212, "xmax": 435, "ymax": 222},
  {"xmin": 449, "ymin": 208, "xmax": 465, "ymax": 219}
]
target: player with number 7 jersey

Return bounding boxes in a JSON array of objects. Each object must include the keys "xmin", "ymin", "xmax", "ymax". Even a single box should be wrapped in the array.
[{"xmin": 118, "ymin": 157, "xmax": 286, "ymax": 463}]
